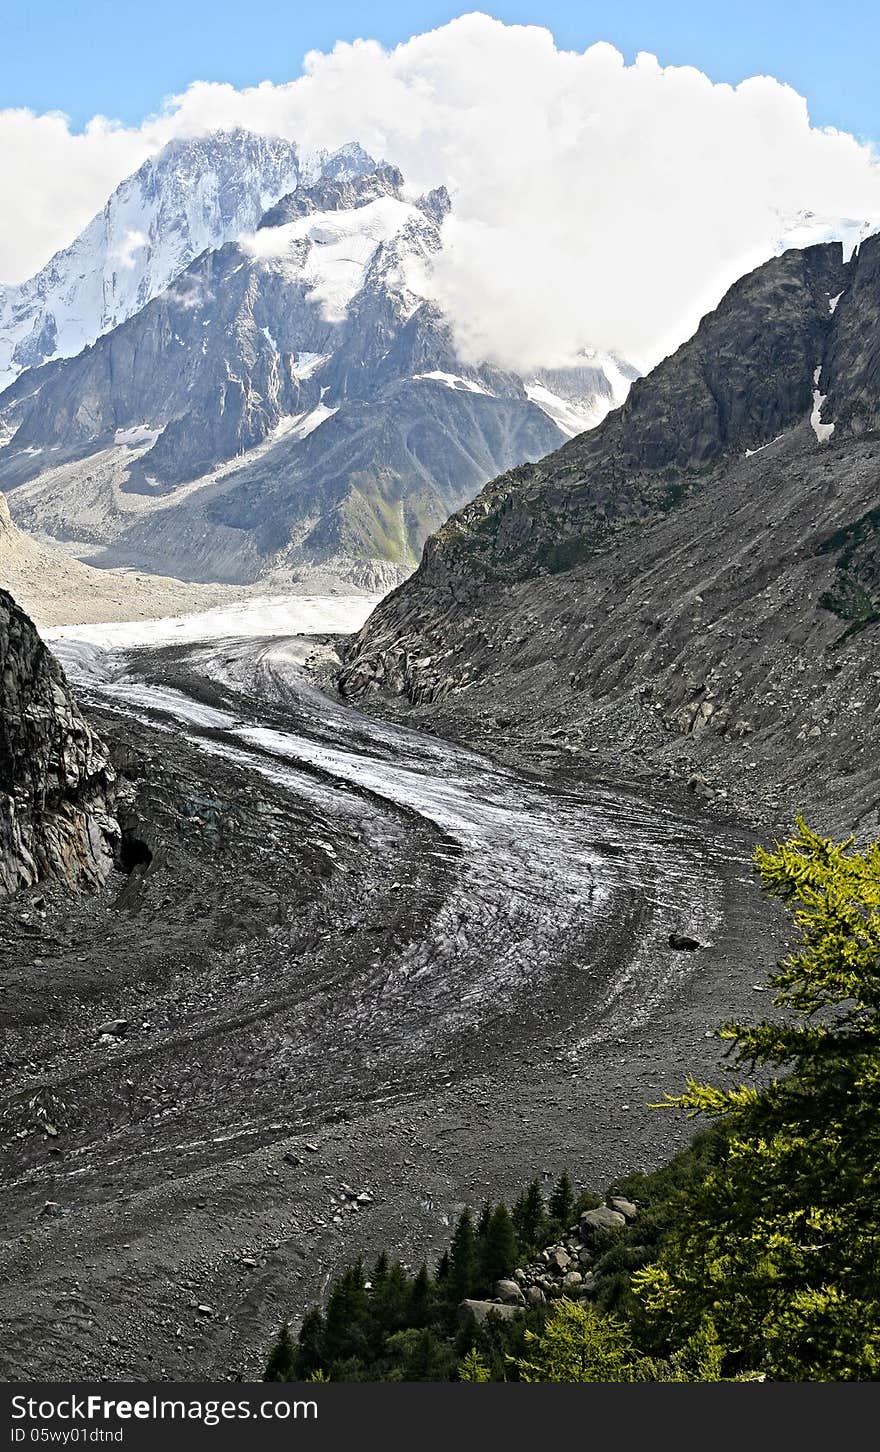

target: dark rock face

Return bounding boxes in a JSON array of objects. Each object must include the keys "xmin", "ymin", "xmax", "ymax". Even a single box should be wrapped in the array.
[
  {"xmin": 0, "ymin": 589, "xmax": 116, "ymax": 896},
  {"xmin": 340, "ymin": 238, "xmax": 880, "ymax": 836}
]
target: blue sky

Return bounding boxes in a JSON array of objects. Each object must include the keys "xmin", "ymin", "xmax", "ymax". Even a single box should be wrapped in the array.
[{"xmin": 2, "ymin": 1, "xmax": 878, "ymax": 143}]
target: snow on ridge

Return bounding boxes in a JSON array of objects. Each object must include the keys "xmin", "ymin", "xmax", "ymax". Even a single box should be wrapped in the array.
[
  {"xmin": 776, "ymin": 212, "xmax": 880, "ymax": 266},
  {"xmin": 414, "ymin": 370, "xmax": 494, "ymax": 396},
  {"xmin": 241, "ymin": 195, "xmax": 423, "ymax": 323},
  {"xmin": 525, "ymin": 382, "xmax": 600, "ymax": 437}
]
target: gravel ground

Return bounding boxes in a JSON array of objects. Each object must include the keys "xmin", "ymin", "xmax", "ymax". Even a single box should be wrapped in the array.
[{"xmin": 0, "ymin": 632, "xmax": 787, "ymax": 1381}]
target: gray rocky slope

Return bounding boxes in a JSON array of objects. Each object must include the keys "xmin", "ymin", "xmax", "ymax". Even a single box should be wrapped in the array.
[
  {"xmin": 340, "ymin": 237, "xmax": 880, "ymax": 837},
  {"xmin": 0, "ymin": 159, "xmax": 615, "ymax": 593},
  {"xmin": 0, "ymin": 588, "xmax": 116, "ymax": 896}
]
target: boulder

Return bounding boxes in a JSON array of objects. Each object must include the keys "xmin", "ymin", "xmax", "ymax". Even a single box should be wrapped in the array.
[
  {"xmin": 562, "ymin": 1271, "xmax": 583, "ymax": 1292},
  {"xmin": 525, "ymin": 1285, "xmax": 546, "ymax": 1307},
  {"xmin": 668, "ymin": 932, "xmax": 701, "ymax": 951},
  {"xmin": 580, "ymin": 1206, "xmax": 626, "ymax": 1235},
  {"xmin": 457, "ymin": 1299, "xmax": 522, "ymax": 1327},
  {"xmin": 495, "ymin": 1279, "xmax": 525, "ymax": 1305},
  {"xmin": 548, "ymin": 1247, "xmax": 571, "ymax": 1272},
  {"xmin": 610, "ymin": 1196, "xmax": 638, "ymax": 1220},
  {"xmin": 96, "ymin": 1019, "xmax": 130, "ymax": 1038}
]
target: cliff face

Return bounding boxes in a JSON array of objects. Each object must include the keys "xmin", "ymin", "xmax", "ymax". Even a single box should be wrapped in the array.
[
  {"xmin": 339, "ymin": 239, "xmax": 880, "ymax": 837},
  {"xmin": 0, "ymin": 587, "xmax": 116, "ymax": 896}
]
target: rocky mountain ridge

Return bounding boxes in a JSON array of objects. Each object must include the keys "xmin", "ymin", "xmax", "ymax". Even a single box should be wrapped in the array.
[
  {"xmin": 0, "ymin": 585, "xmax": 116, "ymax": 896},
  {"xmin": 339, "ymin": 238, "xmax": 880, "ymax": 837}
]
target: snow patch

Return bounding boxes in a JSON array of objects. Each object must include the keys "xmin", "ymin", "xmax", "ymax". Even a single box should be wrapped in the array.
[
  {"xmin": 114, "ymin": 424, "xmax": 161, "ymax": 448},
  {"xmin": 271, "ymin": 402, "xmax": 339, "ymax": 442},
  {"xmin": 810, "ymin": 366, "xmax": 835, "ymax": 444},
  {"xmin": 744, "ymin": 434, "xmax": 783, "ymax": 457},
  {"xmin": 291, "ymin": 351, "xmax": 329, "ymax": 379},
  {"xmin": 828, "ymin": 291, "xmax": 844, "ymax": 315},
  {"xmin": 414, "ymin": 370, "xmax": 493, "ymax": 396}
]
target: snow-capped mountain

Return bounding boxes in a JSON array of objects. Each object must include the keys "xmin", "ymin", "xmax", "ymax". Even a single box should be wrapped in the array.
[
  {"xmin": 0, "ymin": 160, "xmax": 572, "ymax": 589},
  {"xmin": 0, "ymin": 130, "xmax": 377, "ymax": 391},
  {"xmin": 526, "ymin": 355, "xmax": 638, "ymax": 436}
]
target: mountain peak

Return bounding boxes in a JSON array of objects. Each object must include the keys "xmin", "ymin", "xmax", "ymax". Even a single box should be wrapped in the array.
[{"xmin": 0, "ymin": 131, "xmax": 378, "ymax": 392}]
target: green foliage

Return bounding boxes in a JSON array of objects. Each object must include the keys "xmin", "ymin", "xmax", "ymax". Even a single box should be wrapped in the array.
[
  {"xmin": 636, "ymin": 819, "xmax": 880, "ymax": 1381},
  {"xmin": 458, "ymin": 1348, "xmax": 491, "ymax": 1382},
  {"xmin": 515, "ymin": 1301, "xmax": 726, "ymax": 1383},
  {"xmin": 514, "ymin": 1301, "xmax": 636, "ymax": 1382}
]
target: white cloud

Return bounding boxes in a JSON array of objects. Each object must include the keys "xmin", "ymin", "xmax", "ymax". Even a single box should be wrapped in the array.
[{"xmin": 3, "ymin": 13, "xmax": 880, "ymax": 369}]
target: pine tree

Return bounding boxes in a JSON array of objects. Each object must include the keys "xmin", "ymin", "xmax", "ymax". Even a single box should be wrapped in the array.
[
  {"xmin": 636, "ymin": 819, "xmax": 880, "ymax": 1381},
  {"xmin": 434, "ymin": 1250, "xmax": 450, "ymax": 1287},
  {"xmin": 512, "ymin": 1178, "xmax": 546, "ymax": 1251},
  {"xmin": 293, "ymin": 1308, "xmax": 325, "ymax": 1380},
  {"xmin": 372, "ymin": 1259, "xmax": 411, "ymax": 1340},
  {"xmin": 408, "ymin": 1262, "xmax": 434, "ymax": 1326},
  {"xmin": 264, "ymin": 1321, "xmax": 296, "ymax": 1381},
  {"xmin": 548, "ymin": 1172, "xmax": 574, "ymax": 1229},
  {"xmin": 479, "ymin": 1202, "xmax": 519, "ymax": 1286},
  {"xmin": 372, "ymin": 1250, "xmax": 390, "ymax": 1287},
  {"xmin": 323, "ymin": 1261, "xmax": 369, "ymax": 1365},
  {"xmin": 448, "ymin": 1208, "xmax": 479, "ymax": 1303}
]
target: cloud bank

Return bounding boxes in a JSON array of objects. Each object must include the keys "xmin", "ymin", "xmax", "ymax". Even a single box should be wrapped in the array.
[{"xmin": 3, "ymin": 12, "xmax": 880, "ymax": 369}]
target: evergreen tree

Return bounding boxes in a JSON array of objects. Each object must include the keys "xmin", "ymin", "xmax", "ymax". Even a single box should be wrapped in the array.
[
  {"xmin": 323, "ymin": 1261, "xmax": 369, "ymax": 1366},
  {"xmin": 479, "ymin": 1202, "xmax": 519, "ymax": 1286},
  {"xmin": 448, "ymin": 1208, "xmax": 479, "ymax": 1303},
  {"xmin": 434, "ymin": 1250, "xmax": 450, "ymax": 1288},
  {"xmin": 458, "ymin": 1347, "xmax": 491, "ymax": 1382},
  {"xmin": 372, "ymin": 1260, "xmax": 411, "ymax": 1340},
  {"xmin": 548, "ymin": 1172, "xmax": 575, "ymax": 1229},
  {"xmin": 512, "ymin": 1178, "xmax": 546, "ymax": 1251},
  {"xmin": 636, "ymin": 820, "xmax": 880, "ymax": 1381},
  {"xmin": 264, "ymin": 1321, "xmax": 296, "ymax": 1381},
  {"xmin": 409, "ymin": 1262, "xmax": 434, "ymax": 1326},
  {"xmin": 372, "ymin": 1250, "xmax": 390, "ymax": 1288},
  {"xmin": 293, "ymin": 1308, "xmax": 325, "ymax": 1380}
]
